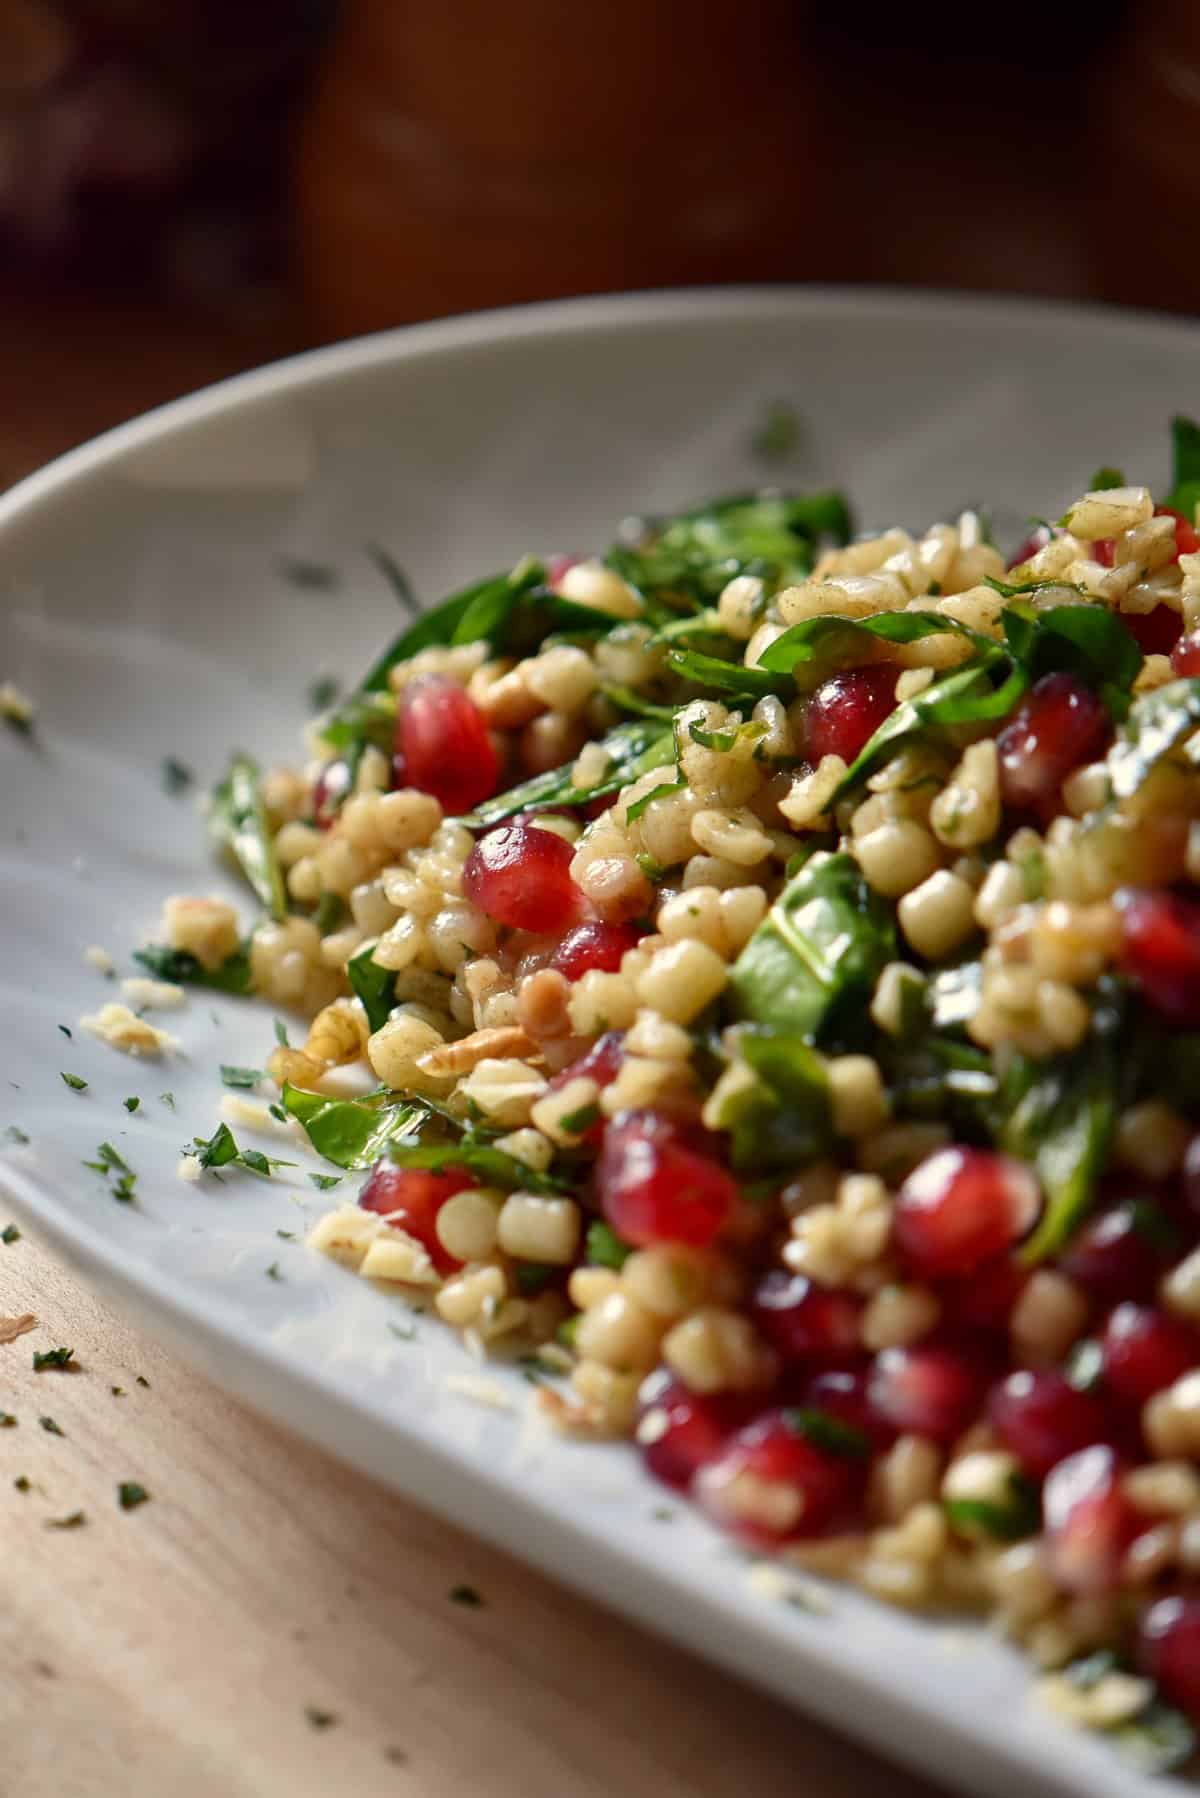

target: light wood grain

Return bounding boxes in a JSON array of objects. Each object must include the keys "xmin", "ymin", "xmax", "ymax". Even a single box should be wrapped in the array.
[{"xmin": 0, "ymin": 1230, "xmax": 950, "ymax": 1798}]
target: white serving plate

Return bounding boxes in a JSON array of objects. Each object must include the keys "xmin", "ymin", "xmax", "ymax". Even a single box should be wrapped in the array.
[{"xmin": 2, "ymin": 289, "xmax": 1197, "ymax": 1798}]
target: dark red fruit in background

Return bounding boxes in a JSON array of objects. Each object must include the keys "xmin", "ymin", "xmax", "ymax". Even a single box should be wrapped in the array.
[
  {"xmin": 545, "ymin": 1031, "xmax": 624, "ymax": 1144},
  {"xmin": 803, "ymin": 665, "xmax": 900, "ymax": 766},
  {"xmin": 1102, "ymin": 1304, "xmax": 1200, "ymax": 1404},
  {"xmin": 313, "ymin": 757, "xmax": 353, "ymax": 829},
  {"xmin": 463, "ymin": 820, "xmax": 581, "ymax": 932},
  {"xmin": 866, "ymin": 1341, "xmax": 989, "ymax": 1443},
  {"xmin": 1043, "ymin": 1444, "xmax": 1141, "ymax": 1594},
  {"xmin": 696, "ymin": 1408, "xmax": 858, "ymax": 1545},
  {"xmin": 1059, "ymin": 1197, "xmax": 1177, "ymax": 1304},
  {"xmin": 947, "ymin": 1255, "xmax": 1029, "ymax": 1334},
  {"xmin": 751, "ymin": 1272, "xmax": 863, "ymax": 1364},
  {"xmin": 893, "ymin": 1146, "xmax": 1041, "ymax": 1280},
  {"xmin": 1126, "ymin": 606, "xmax": 1182, "ymax": 657},
  {"xmin": 395, "ymin": 674, "xmax": 499, "ymax": 815},
  {"xmin": 1159, "ymin": 504, "xmax": 1200, "ymax": 559},
  {"xmin": 996, "ymin": 671, "xmax": 1111, "ymax": 818},
  {"xmin": 597, "ymin": 1110, "xmax": 736, "ymax": 1249},
  {"xmin": 795, "ymin": 1367, "xmax": 893, "ymax": 1447},
  {"xmin": 1140, "ymin": 1596, "xmax": 1200, "ymax": 1724},
  {"xmin": 988, "ymin": 1369, "xmax": 1107, "ymax": 1479},
  {"xmin": 358, "ymin": 1160, "xmax": 473, "ymax": 1275},
  {"xmin": 1116, "ymin": 887, "xmax": 1200, "ymax": 1025},
  {"xmin": 635, "ymin": 1368, "xmax": 755, "ymax": 1490},
  {"xmin": 1172, "ymin": 630, "xmax": 1200, "ymax": 678},
  {"xmin": 550, "ymin": 919, "xmax": 642, "ymax": 981}
]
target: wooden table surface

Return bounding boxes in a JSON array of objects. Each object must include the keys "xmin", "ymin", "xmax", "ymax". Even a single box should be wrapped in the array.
[{"xmin": 0, "ymin": 290, "xmax": 950, "ymax": 1798}]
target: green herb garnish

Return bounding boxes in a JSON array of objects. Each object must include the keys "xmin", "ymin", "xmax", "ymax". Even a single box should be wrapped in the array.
[
  {"xmin": 33, "ymin": 1347, "xmax": 75, "ymax": 1372},
  {"xmin": 161, "ymin": 756, "xmax": 194, "ymax": 797},
  {"xmin": 60, "ymin": 1072, "xmax": 88, "ymax": 1091}
]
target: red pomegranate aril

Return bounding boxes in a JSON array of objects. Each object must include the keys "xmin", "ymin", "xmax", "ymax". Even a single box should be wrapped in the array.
[
  {"xmin": 1172, "ymin": 630, "xmax": 1200, "ymax": 678},
  {"xmin": 988, "ymin": 1369, "xmax": 1108, "ymax": 1479},
  {"xmin": 1102, "ymin": 1304, "xmax": 1200, "ymax": 1404},
  {"xmin": 463, "ymin": 821, "xmax": 582, "ymax": 933},
  {"xmin": 695, "ymin": 1409, "xmax": 857, "ymax": 1545},
  {"xmin": 1159, "ymin": 504, "xmax": 1200, "ymax": 560},
  {"xmin": 1116, "ymin": 887, "xmax": 1200, "ymax": 1025},
  {"xmin": 313, "ymin": 758, "xmax": 353, "ymax": 829},
  {"xmin": 803, "ymin": 665, "xmax": 900, "ymax": 766},
  {"xmin": 1043, "ymin": 1444, "xmax": 1141, "ymax": 1594},
  {"xmin": 1059, "ymin": 1198, "xmax": 1176, "ymax": 1303},
  {"xmin": 395, "ymin": 674, "xmax": 499, "ymax": 815},
  {"xmin": 948, "ymin": 1254, "xmax": 1029, "ymax": 1333},
  {"xmin": 893, "ymin": 1145, "xmax": 1041, "ymax": 1280},
  {"xmin": 866, "ymin": 1341, "xmax": 988, "ymax": 1443},
  {"xmin": 597, "ymin": 1110, "xmax": 737, "ymax": 1249},
  {"xmin": 996, "ymin": 671, "xmax": 1111, "ymax": 817},
  {"xmin": 545, "ymin": 1030, "xmax": 624, "ymax": 1144},
  {"xmin": 635, "ymin": 1368, "xmax": 754, "ymax": 1490},
  {"xmin": 550, "ymin": 919, "xmax": 642, "ymax": 981},
  {"xmin": 358, "ymin": 1160, "xmax": 473, "ymax": 1275},
  {"xmin": 1126, "ymin": 605, "xmax": 1182, "ymax": 658},
  {"xmin": 751, "ymin": 1271, "xmax": 863, "ymax": 1364},
  {"xmin": 795, "ymin": 1367, "xmax": 892, "ymax": 1446},
  {"xmin": 1092, "ymin": 537, "xmax": 1116, "ymax": 568},
  {"xmin": 1139, "ymin": 1596, "xmax": 1200, "ymax": 1723},
  {"xmin": 1008, "ymin": 524, "xmax": 1055, "ymax": 569}
]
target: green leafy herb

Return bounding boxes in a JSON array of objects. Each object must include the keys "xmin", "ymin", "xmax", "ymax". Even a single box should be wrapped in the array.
[
  {"xmin": 388, "ymin": 1320, "xmax": 417, "ymax": 1342},
  {"xmin": 304, "ymin": 1705, "xmax": 340, "ymax": 1731},
  {"xmin": 159, "ymin": 1092, "xmax": 176, "ymax": 1110},
  {"xmin": 265, "ymin": 1262, "xmax": 283, "ymax": 1281},
  {"xmin": 459, "ymin": 716, "xmax": 675, "ymax": 827},
  {"xmin": 308, "ymin": 1172, "xmax": 342, "ymax": 1192},
  {"xmin": 133, "ymin": 941, "xmax": 253, "ymax": 995},
  {"xmin": 759, "ymin": 607, "xmax": 987, "ymax": 681},
  {"xmin": 997, "ymin": 599, "xmax": 1142, "ymax": 711},
  {"xmin": 829, "ymin": 651, "xmax": 1026, "ymax": 801},
  {"xmin": 1164, "ymin": 413, "xmax": 1200, "ymax": 521},
  {"xmin": 783, "ymin": 1408, "xmax": 871, "ymax": 1460},
  {"xmin": 281, "ymin": 1084, "xmax": 428, "ymax": 1171},
  {"xmin": 1089, "ymin": 466, "xmax": 1126, "ymax": 492},
  {"xmin": 448, "ymin": 1583, "xmax": 485, "ymax": 1608},
  {"xmin": 2, "ymin": 1126, "xmax": 29, "ymax": 1146},
  {"xmin": 60, "ymin": 1072, "xmax": 87, "ymax": 1091},
  {"xmin": 273, "ymin": 1018, "xmax": 290, "ymax": 1046},
  {"xmin": 686, "ymin": 717, "xmax": 767, "ymax": 753},
  {"xmin": 750, "ymin": 401, "xmax": 803, "ymax": 465},
  {"xmin": 33, "ymin": 1347, "xmax": 75, "ymax": 1372},
  {"xmin": 347, "ymin": 941, "xmax": 395, "ymax": 1034},
  {"xmin": 136, "ymin": 1375, "xmax": 150, "ymax": 1388},
  {"xmin": 58, "ymin": 1024, "xmax": 71, "ymax": 1038},
  {"xmin": 111, "ymin": 1386, "xmax": 125, "ymax": 1397},
  {"xmin": 46, "ymin": 1511, "xmax": 86, "ymax": 1530},
  {"xmin": 1, "ymin": 1415, "xmax": 16, "ymax": 1428},
  {"xmin": 730, "ymin": 850, "xmax": 896, "ymax": 1041},
  {"xmin": 307, "ymin": 675, "xmax": 341, "ymax": 713},
  {"xmin": 1, "ymin": 1223, "xmax": 20, "ymax": 1244},
  {"xmin": 715, "ymin": 1028, "xmax": 832, "ymax": 1173},
  {"xmin": 944, "ymin": 1475, "xmax": 1040, "ymax": 1542},
  {"xmin": 117, "ymin": 1481, "xmax": 150, "ymax": 1510},
  {"xmin": 220, "ymin": 1065, "xmax": 265, "ymax": 1090},
  {"xmin": 276, "ymin": 1230, "xmax": 296, "ymax": 1241},
  {"xmin": 277, "ymin": 555, "xmax": 339, "ymax": 592},
  {"xmin": 386, "ymin": 1135, "xmax": 569, "ymax": 1195},
  {"xmin": 161, "ymin": 755, "xmax": 194, "ymax": 797},
  {"xmin": 585, "ymin": 1220, "xmax": 631, "ymax": 1270},
  {"xmin": 312, "ymin": 890, "xmax": 346, "ymax": 936},
  {"xmin": 664, "ymin": 644, "xmax": 787, "ymax": 700},
  {"xmin": 635, "ymin": 851, "xmax": 666, "ymax": 883},
  {"xmin": 208, "ymin": 752, "xmax": 286, "ymax": 919},
  {"xmin": 192, "ymin": 1123, "xmax": 292, "ymax": 1180},
  {"xmin": 38, "ymin": 1415, "xmax": 64, "ymax": 1437},
  {"xmin": 557, "ymin": 1102, "xmax": 600, "ymax": 1135},
  {"xmin": 514, "ymin": 1263, "xmax": 556, "ymax": 1296},
  {"xmin": 83, "ymin": 1140, "xmax": 137, "ymax": 1204},
  {"xmin": 624, "ymin": 774, "xmax": 687, "ymax": 825},
  {"xmin": 13, "ymin": 1474, "xmax": 29, "ymax": 1487},
  {"xmin": 122, "ymin": 1096, "xmax": 139, "ymax": 1114}
]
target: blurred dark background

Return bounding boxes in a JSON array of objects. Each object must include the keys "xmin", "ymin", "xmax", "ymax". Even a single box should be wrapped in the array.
[{"xmin": 0, "ymin": 0, "xmax": 1191, "ymax": 483}]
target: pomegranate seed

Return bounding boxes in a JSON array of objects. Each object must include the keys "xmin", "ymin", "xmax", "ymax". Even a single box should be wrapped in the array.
[
  {"xmin": 695, "ymin": 1408, "xmax": 858, "ymax": 1545},
  {"xmin": 550, "ymin": 919, "xmax": 642, "ymax": 981},
  {"xmin": 1060, "ymin": 1197, "xmax": 1177, "ymax": 1303},
  {"xmin": 1172, "ymin": 630, "xmax": 1200, "ymax": 678},
  {"xmin": 893, "ymin": 1146, "xmax": 1041, "ymax": 1280},
  {"xmin": 635, "ymin": 1368, "xmax": 754, "ymax": 1489},
  {"xmin": 803, "ymin": 665, "xmax": 900, "ymax": 766},
  {"xmin": 1159, "ymin": 504, "xmax": 1200, "ymax": 560},
  {"xmin": 751, "ymin": 1271, "xmax": 863, "ymax": 1364},
  {"xmin": 1139, "ymin": 1596, "xmax": 1200, "ymax": 1723},
  {"xmin": 1116, "ymin": 888, "xmax": 1200, "ymax": 1025},
  {"xmin": 996, "ymin": 671, "xmax": 1111, "ymax": 818},
  {"xmin": 988, "ymin": 1369, "xmax": 1108, "ymax": 1479},
  {"xmin": 1126, "ymin": 605, "xmax": 1181, "ymax": 657},
  {"xmin": 947, "ymin": 1254, "xmax": 1029, "ymax": 1334},
  {"xmin": 1102, "ymin": 1303, "xmax": 1200, "ymax": 1404},
  {"xmin": 866, "ymin": 1341, "xmax": 989, "ymax": 1443},
  {"xmin": 794, "ymin": 1367, "xmax": 893, "ymax": 1446},
  {"xmin": 596, "ymin": 1110, "xmax": 736, "ymax": 1249},
  {"xmin": 1043, "ymin": 1444, "xmax": 1141, "ymax": 1594},
  {"xmin": 1092, "ymin": 538, "xmax": 1116, "ymax": 568},
  {"xmin": 544, "ymin": 1031, "xmax": 624, "ymax": 1144},
  {"xmin": 395, "ymin": 675, "xmax": 499, "ymax": 815},
  {"xmin": 463, "ymin": 821, "xmax": 582, "ymax": 933},
  {"xmin": 313, "ymin": 758, "xmax": 353, "ymax": 829},
  {"xmin": 358, "ymin": 1160, "xmax": 473, "ymax": 1275},
  {"xmin": 1008, "ymin": 524, "xmax": 1055, "ymax": 568}
]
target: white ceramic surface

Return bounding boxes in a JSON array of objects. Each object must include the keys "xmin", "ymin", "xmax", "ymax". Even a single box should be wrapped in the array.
[{"xmin": 3, "ymin": 290, "xmax": 1198, "ymax": 1798}]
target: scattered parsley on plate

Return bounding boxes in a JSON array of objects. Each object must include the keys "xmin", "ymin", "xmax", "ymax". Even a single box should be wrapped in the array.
[
  {"xmin": 33, "ymin": 1347, "xmax": 75, "ymax": 1372},
  {"xmin": 1, "ymin": 1224, "xmax": 20, "ymax": 1245},
  {"xmin": 45, "ymin": 1511, "xmax": 86, "ymax": 1531},
  {"xmin": 448, "ymin": 1584, "xmax": 485, "ymax": 1608},
  {"xmin": 38, "ymin": 1415, "xmax": 65, "ymax": 1436},
  {"xmin": 117, "ymin": 1481, "xmax": 150, "ymax": 1511},
  {"xmin": 60, "ymin": 1072, "xmax": 88, "ymax": 1091}
]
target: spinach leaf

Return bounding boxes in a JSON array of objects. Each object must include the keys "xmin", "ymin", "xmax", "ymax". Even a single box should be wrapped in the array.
[
  {"xmin": 1088, "ymin": 466, "xmax": 1126, "ymax": 492},
  {"xmin": 346, "ymin": 941, "xmax": 394, "ymax": 1034},
  {"xmin": 317, "ymin": 690, "xmax": 395, "ymax": 756},
  {"xmin": 650, "ymin": 609, "xmax": 744, "ymax": 661},
  {"xmin": 458, "ymin": 717, "xmax": 675, "ymax": 826},
  {"xmin": 664, "ymin": 645, "xmax": 788, "ymax": 699},
  {"xmin": 998, "ymin": 600, "xmax": 1142, "ymax": 704},
  {"xmin": 1165, "ymin": 413, "xmax": 1200, "ymax": 521},
  {"xmin": 729, "ymin": 850, "xmax": 896, "ymax": 1041},
  {"xmin": 830, "ymin": 652, "xmax": 1025, "ymax": 802},
  {"xmin": 1104, "ymin": 677, "xmax": 1200, "ymax": 802},
  {"xmin": 207, "ymin": 754, "xmax": 287, "ymax": 919},
  {"xmin": 712, "ymin": 1028, "xmax": 832, "ymax": 1172},
  {"xmin": 281, "ymin": 1084, "xmax": 427, "ymax": 1171},
  {"xmin": 759, "ymin": 609, "xmax": 987, "ymax": 680},
  {"xmin": 132, "ymin": 942, "xmax": 253, "ymax": 996},
  {"xmin": 355, "ymin": 565, "xmax": 536, "ymax": 693},
  {"xmin": 586, "ymin": 1220, "xmax": 632, "ymax": 1269}
]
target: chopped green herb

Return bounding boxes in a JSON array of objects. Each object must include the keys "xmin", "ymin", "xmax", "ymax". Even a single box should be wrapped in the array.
[
  {"xmin": 38, "ymin": 1416, "xmax": 64, "ymax": 1437},
  {"xmin": 159, "ymin": 1092, "xmax": 176, "ymax": 1110},
  {"xmin": 111, "ymin": 1386, "xmax": 125, "ymax": 1397},
  {"xmin": 161, "ymin": 756, "xmax": 194, "ymax": 797},
  {"xmin": 274, "ymin": 1018, "xmax": 290, "ymax": 1046},
  {"xmin": 133, "ymin": 942, "xmax": 252, "ymax": 996},
  {"xmin": 276, "ymin": 1229, "xmax": 296, "ymax": 1241},
  {"xmin": 268, "ymin": 1103, "xmax": 287, "ymax": 1123},
  {"xmin": 1112, "ymin": 1698, "xmax": 1197, "ymax": 1776},
  {"xmin": 308, "ymin": 1172, "xmax": 342, "ymax": 1192},
  {"xmin": 192, "ymin": 1123, "xmax": 293, "ymax": 1180},
  {"xmin": 449, "ymin": 1584, "xmax": 485, "ymax": 1608},
  {"xmin": 388, "ymin": 1321, "xmax": 417, "ymax": 1342},
  {"xmin": 265, "ymin": 1262, "xmax": 283, "ymax": 1281},
  {"xmin": 117, "ymin": 1481, "xmax": 150, "ymax": 1511},
  {"xmin": 304, "ymin": 1706, "xmax": 339, "ymax": 1731},
  {"xmin": 13, "ymin": 1475, "xmax": 29, "ymax": 1490},
  {"xmin": 1, "ymin": 1224, "xmax": 20, "ymax": 1245},
  {"xmin": 307, "ymin": 675, "xmax": 341, "ymax": 713},
  {"xmin": 750, "ymin": 400, "xmax": 803, "ymax": 464},
  {"xmin": 277, "ymin": 556, "xmax": 339, "ymax": 592},
  {"xmin": 2, "ymin": 1126, "xmax": 30, "ymax": 1145},
  {"xmin": 514, "ymin": 1263, "xmax": 556, "ymax": 1296},
  {"xmin": 60, "ymin": 1072, "xmax": 88, "ymax": 1091},
  {"xmin": 634, "ymin": 852, "xmax": 666, "ymax": 883},
  {"xmin": 46, "ymin": 1511, "xmax": 86, "ymax": 1530},
  {"xmin": 57, "ymin": 1024, "xmax": 71, "ymax": 1039},
  {"xmin": 220, "ymin": 1065, "xmax": 264, "ymax": 1090},
  {"xmin": 136, "ymin": 1375, "xmax": 150, "ymax": 1389},
  {"xmin": 312, "ymin": 890, "xmax": 345, "ymax": 936},
  {"xmin": 586, "ymin": 1220, "xmax": 632, "ymax": 1270},
  {"xmin": 0, "ymin": 1414, "xmax": 16, "ymax": 1428},
  {"xmin": 558, "ymin": 1102, "xmax": 600, "ymax": 1136},
  {"xmin": 347, "ymin": 940, "xmax": 396, "ymax": 1034},
  {"xmin": 782, "ymin": 1408, "xmax": 871, "ymax": 1460},
  {"xmin": 33, "ymin": 1347, "xmax": 75, "ymax": 1372},
  {"xmin": 123, "ymin": 1096, "xmax": 140, "ymax": 1113}
]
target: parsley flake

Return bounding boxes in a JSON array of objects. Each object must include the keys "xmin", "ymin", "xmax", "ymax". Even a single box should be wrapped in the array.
[
  {"xmin": 161, "ymin": 756, "xmax": 194, "ymax": 798},
  {"xmin": 110, "ymin": 1386, "xmax": 125, "ymax": 1397},
  {"xmin": 265, "ymin": 1262, "xmax": 283, "ymax": 1281},
  {"xmin": 273, "ymin": 1018, "xmax": 290, "ymax": 1046},
  {"xmin": 60, "ymin": 1072, "xmax": 88, "ymax": 1091},
  {"xmin": 136, "ymin": 1374, "xmax": 150, "ymax": 1389},
  {"xmin": 219, "ymin": 1065, "xmax": 265, "ymax": 1090},
  {"xmin": 159, "ymin": 1091, "xmax": 176, "ymax": 1110},
  {"xmin": 117, "ymin": 1481, "xmax": 150, "ymax": 1511},
  {"xmin": 57, "ymin": 1024, "xmax": 71, "ymax": 1039},
  {"xmin": 448, "ymin": 1584, "xmax": 485, "ymax": 1608},
  {"xmin": 277, "ymin": 556, "xmax": 339, "ymax": 593},
  {"xmin": 14, "ymin": 1475, "xmax": 29, "ymax": 1491},
  {"xmin": 307, "ymin": 675, "xmax": 341, "ymax": 713},
  {"xmin": 38, "ymin": 1416, "xmax": 64, "ymax": 1436},
  {"xmin": 1, "ymin": 1223, "xmax": 20, "ymax": 1245},
  {"xmin": 0, "ymin": 1413, "xmax": 16, "ymax": 1428},
  {"xmin": 46, "ymin": 1511, "xmax": 86, "ymax": 1530},
  {"xmin": 308, "ymin": 1172, "xmax": 341, "ymax": 1192},
  {"xmin": 1, "ymin": 1126, "xmax": 29, "ymax": 1146},
  {"xmin": 124, "ymin": 1096, "xmax": 140, "ymax": 1113},
  {"xmin": 304, "ymin": 1706, "xmax": 339, "ymax": 1731},
  {"xmin": 33, "ymin": 1347, "xmax": 75, "ymax": 1372},
  {"xmin": 276, "ymin": 1229, "xmax": 296, "ymax": 1241}
]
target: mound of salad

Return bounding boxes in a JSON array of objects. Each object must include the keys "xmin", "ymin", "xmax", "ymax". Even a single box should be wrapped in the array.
[{"xmin": 135, "ymin": 419, "xmax": 1200, "ymax": 1774}]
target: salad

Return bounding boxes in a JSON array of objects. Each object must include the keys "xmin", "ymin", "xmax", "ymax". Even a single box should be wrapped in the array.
[{"xmin": 138, "ymin": 421, "xmax": 1200, "ymax": 1772}]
